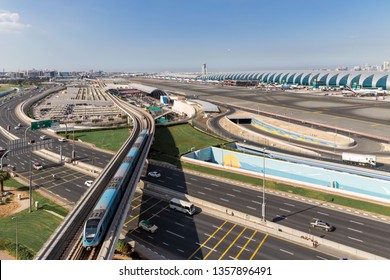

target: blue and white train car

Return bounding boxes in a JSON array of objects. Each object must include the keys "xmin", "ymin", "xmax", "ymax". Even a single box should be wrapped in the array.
[{"xmin": 82, "ymin": 129, "xmax": 148, "ymax": 248}]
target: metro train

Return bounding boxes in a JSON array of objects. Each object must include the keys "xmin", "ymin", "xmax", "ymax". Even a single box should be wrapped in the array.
[{"xmin": 82, "ymin": 129, "xmax": 148, "ymax": 248}]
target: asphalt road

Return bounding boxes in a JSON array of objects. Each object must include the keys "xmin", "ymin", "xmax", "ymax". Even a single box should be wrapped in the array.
[
  {"xmin": 143, "ymin": 163, "xmax": 390, "ymax": 259},
  {"xmin": 124, "ymin": 192, "xmax": 336, "ymax": 260}
]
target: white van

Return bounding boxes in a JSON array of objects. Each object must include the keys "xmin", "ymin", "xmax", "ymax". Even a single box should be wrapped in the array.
[{"xmin": 169, "ymin": 198, "xmax": 196, "ymax": 215}]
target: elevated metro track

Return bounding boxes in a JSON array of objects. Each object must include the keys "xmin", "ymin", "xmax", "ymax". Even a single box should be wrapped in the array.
[{"xmin": 35, "ymin": 91, "xmax": 155, "ymax": 260}]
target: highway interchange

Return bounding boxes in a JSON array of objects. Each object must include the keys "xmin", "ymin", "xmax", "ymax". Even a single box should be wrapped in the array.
[{"xmin": 1, "ymin": 83, "xmax": 390, "ymax": 259}]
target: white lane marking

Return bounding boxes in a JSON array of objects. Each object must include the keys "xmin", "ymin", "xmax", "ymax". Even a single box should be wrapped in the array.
[
  {"xmin": 163, "ymin": 242, "xmax": 169, "ymax": 246},
  {"xmin": 279, "ymin": 208, "xmax": 291, "ymax": 213},
  {"xmin": 65, "ymin": 188, "xmax": 71, "ymax": 192},
  {"xmin": 190, "ymin": 178, "xmax": 198, "ymax": 181},
  {"xmin": 236, "ymin": 246, "xmax": 250, "ymax": 252},
  {"xmin": 211, "ymin": 183, "xmax": 219, "ymax": 186},
  {"xmin": 229, "ymin": 256, "xmax": 236, "ymax": 260},
  {"xmin": 194, "ymin": 256, "xmax": 202, "ymax": 260},
  {"xmin": 247, "ymin": 206, "xmax": 257, "ymax": 210},
  {"xmin": 317, "ymin": 211, "xmax": 329, "ymax": 216},
  {"xmin": 317, "ymin": 256, "xmax": 328, "ymax": 260},
  {"xmin": 347, "ymin": 228, "xmax": 362, "ymax": 233},
  {"xmin": 173, "ymin": 173, "xmax": 179, "ymax": 176},
  {"xmin": 347, "ymin": 236, "xmax": 363, "ymax": 243},
  {"xmin": 166, "ymin": 176, "xmax": 173, "ymax": 180},
  {"xmin": 204, "ymin": 187, "xmax": 212, "ymax": 190},
  {"xmin": 226, "ymin": 193, "xmax": 236, "ymax": 197},
  {"xmin": 283, "ymin": 203, "xmax": 295, "ymax": 207},
  {"xmin": 166, "ymin": 230, "xmax": 184, "ymax": 239},
  {"xmin": 186, "ymin": 182, "xmax": 192, "ymax": 185},
  {"xmin": 280, "ymin": 249, "xmax": 294, "ymax": 255},
  {"xmin": 198, "ymin": 191, "xmax": 206, "ymax": 195},
  {"xmin": 252, "ymin": 200, "xmax": 262, "ymax": 205},
  {"xmin": 177, "ymin": 249, "xmax": 185, "ymax": 253},
  {"xmin": 175, "ymin": 222, "xmax": 184, "ymax": 227},
  {"xmin": 196, "ymin": 243, "xmax": 216, "ymax": 252},
  {"xmin": 350, "ymin": 220, "xmax": 364, "ymax": 226},
  {"xmin": 220, "ymin": 198, "xmax": 229, "ymax": 202},
  {"xmin": 232, "ymin": 189, "xmax": 241, "ymax": 193},
  {"xmin": 176, "ymin": 185, "xmax": 185, "ymax": 189}
]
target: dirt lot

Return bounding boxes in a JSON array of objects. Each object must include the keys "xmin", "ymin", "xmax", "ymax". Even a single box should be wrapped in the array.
[{"xmin": 0, "ymin": 190, "xmax": 29, "ymax": 218}]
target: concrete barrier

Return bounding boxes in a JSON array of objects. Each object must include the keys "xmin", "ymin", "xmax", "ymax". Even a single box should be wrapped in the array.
[{"xmin": 140, "ymin": 182, "xmax": 386, "ymax": 260}]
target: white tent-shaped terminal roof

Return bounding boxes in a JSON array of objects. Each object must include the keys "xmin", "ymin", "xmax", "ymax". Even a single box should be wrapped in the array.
[{"xmin": 130, "ymin": 83, "xmax": 167, "ymax": 97}]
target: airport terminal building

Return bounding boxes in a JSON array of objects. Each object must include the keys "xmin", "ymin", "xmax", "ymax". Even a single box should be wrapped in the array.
[{"xmin": 201, "ymin": 70, "xmax": 390, "ymax": 89}]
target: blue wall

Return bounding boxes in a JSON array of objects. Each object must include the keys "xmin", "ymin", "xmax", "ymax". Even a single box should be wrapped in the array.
[{"xmin": 185, "ymin": 147, "xmax": 390, "ymax": 201}]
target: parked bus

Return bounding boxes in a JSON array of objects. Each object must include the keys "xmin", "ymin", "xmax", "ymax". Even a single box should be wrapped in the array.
[{"xmin": 169, "ymin": 198, "xmax": 196, "ymax": 215}]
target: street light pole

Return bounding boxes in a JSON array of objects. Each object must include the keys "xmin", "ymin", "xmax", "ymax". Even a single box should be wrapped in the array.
[
  {"xmin": 11, "ymin": 216, "xmax": 18, "ymax": 260},
  {"xmin": 262, "ymin": 146, "xmax": 266, "ymax": 222},
  {"xmin": 72, "ymin": 128, "xmax": 75, "ymax": 161},
  {"xmin": 1, "ymin": 150, "xmax": 10, "ymax": 171},
  {"xmin": 29, "ymin": 143, "xmax": 32, "ymax": 213}
]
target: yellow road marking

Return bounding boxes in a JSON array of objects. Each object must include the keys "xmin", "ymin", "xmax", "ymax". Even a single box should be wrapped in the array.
[
  {"xmin": 235, "ymin": 230, "xmax": 257, "ymax": 259},
  {"xmin": 219, "ymin": 227, "xmax": 246, "ymax": 260},
  {"xmin": 46, "ymin": 174, "xmax": 89, "ymax": 190},
  {"xmin": 130, "ymin": 205, "xmax": 169, "ymax": 233},
  {"xmin": 187, "ymin": 221, "xmax": 227, "ymax": 260},
  {"xmin": 371, "ymin": 123, "xmax": 381, "ymax": 127},
  {"xmin": 131, "ymin": 196, "xmax": 153, "ymax": 211},
  {"xmin": 250, "ymin": 233, "xmax": 268, "ymax": 260},
  {"xmin": 204, "ymin": 224, "xmax": 237, "ymax": 260},
  {"xmin": 125, "ymin": 199, "xmax": 163, "ymax": 225},
  {"xmin": 132, "ymin": 193, "xmax": 143, "ymax": 201}
]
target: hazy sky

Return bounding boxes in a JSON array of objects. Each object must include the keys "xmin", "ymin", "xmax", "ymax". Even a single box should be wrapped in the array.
[{"xmin": 1, "ymin": 0, "xmax": 390, "ymax": 72}]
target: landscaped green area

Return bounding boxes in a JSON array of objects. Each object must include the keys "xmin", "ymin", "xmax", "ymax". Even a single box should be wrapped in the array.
[
  {"xmin": 0, "ymin": 178, "xmax": 68, "ymax": 259},
  {"xmin": 150, "ymin": 124, "xmax": 226, "ymax": 165},
  {"xmin": 0, "ymin": 84, "xmax": 17, "ymax": 92},
  {"xmin": 61, "ymin": 127, "xmax": 132, "ymax": 152}
]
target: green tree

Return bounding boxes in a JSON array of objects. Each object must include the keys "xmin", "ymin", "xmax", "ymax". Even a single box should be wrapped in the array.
[{"xmin": 0, "ymin": 170, "xmax": 10, "ymax": 193}]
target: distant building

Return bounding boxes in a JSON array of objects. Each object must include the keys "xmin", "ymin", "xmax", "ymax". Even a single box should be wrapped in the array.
[
  {"xmin": 202, "ymin": 64, "xmax": 207, "ymax": 76},
  {"xmin": 201, "ymin": 70, "xmax": 390, "ymax": 89},
  {"xmin": 383, "ymin": 61, "xmax": 389, "ymax": 71}
]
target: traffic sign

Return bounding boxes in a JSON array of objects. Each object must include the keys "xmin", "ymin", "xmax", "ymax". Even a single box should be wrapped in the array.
[{"xmin": 31, "ymin": 120, "xmax": 52, "ymax": 131}]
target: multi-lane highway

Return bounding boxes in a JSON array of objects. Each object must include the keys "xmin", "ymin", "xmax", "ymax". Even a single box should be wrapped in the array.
[
  {"xmin": 140, "ymin": 163, "xmax": 390, "ymax": 259},
  {"xmin": 124, "ymin": 192, "xmax": 337, "ymax": 260}
]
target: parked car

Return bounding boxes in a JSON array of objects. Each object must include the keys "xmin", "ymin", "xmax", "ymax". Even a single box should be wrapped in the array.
[
  {"xmin": 148, "ymin": 171, "xmax": 161, "ymax": 178},
  {"xmin": 139, "ymin": 220, "xmax": 158, "ymax": 233},
  {"xmin": 310, "ymin": 218, "xmax": 335, "ymax": 232},
  {"xmin": 32, "ymin": 162, "xmax": 43, "ymax": 170}
]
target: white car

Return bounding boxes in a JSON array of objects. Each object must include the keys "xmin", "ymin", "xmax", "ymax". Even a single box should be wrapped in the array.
[
  {"xmin": 84, "ymin": 180, "xmax": 93, "ymax": 187},
  {"xmin": 32, "ymin": 162, "xmax": 43, "ymax": 170},
  {"xmin": 40, "ymin": 135, "xmax": 49, "ymax": 140},
  {"xmin": 139, "ymin": 220, "xmax": 158, "ymax": 233},
  {"xmin": 148, "ymin": 171, "xmax": 161, "ymax": 178},
  {"xmin": 58, "ymin": 138, "xmax": 67, "ymax": 142}
]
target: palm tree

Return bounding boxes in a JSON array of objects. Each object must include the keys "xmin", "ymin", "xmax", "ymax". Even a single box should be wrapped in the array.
[{"xmin": 0, "ymin": 170, "xmax": 9, "ymax": 193}]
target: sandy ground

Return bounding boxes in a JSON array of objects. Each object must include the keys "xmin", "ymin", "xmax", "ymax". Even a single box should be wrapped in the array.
[{"xmin": 0, "ymin": 188, "xmax": 30, "ymax": 260}]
